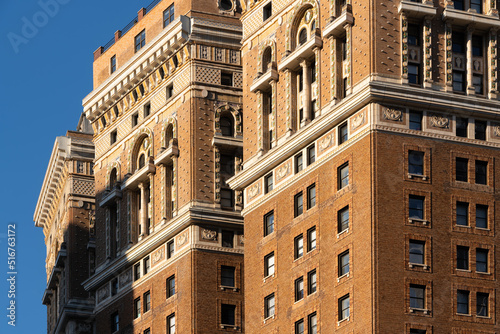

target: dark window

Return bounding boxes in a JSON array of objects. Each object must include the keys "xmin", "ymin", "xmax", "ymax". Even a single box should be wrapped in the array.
[
  {"xmin": 307, "ymin": 144, "xmax": 316, "ymax": 165},
  {"xmin": 476, "ymin": 248, "xmax": 488, "ymax": 273},
  {"xmin": 456, "ymin": 158, "xmax": 468, "ymax": 182},
  {"xmin": 264, "ymin": 252, "xmax": 275, "ymax": 276},
  {"xmin": 408, "ymin": 64, "xmax": 420, "ymax": 85},
  {"xmin": 295, "ymin": 319, "xmax": 304, "ymax": 334},
  {"xmin": 294, "ymin": 192, "xmax": 303, "ymax": 217},
  {"xmin": 264, "ymin": 211, "xmax": 274, "ymax": 236},
  {"xmin": 167, "ymin": 314, "xmax": 175, "ymax": 334},
  {"xmin": 298, "ymin": 28, "xmax": 307, "ymax": 45},
  {"xmin": 111, "ymin": 312, "xmax": 119, "ymax": 332},
  {"xmin": 143, "ymin": 256, "xmax": 150, "ymax": 275},
  {"xmin": 453, "ymin": 71, "xmax": 466, "ymax": 92},
  {"xmin": 408, "ymin": 24, "xmax": 420, "ymax": 46},
  {"xmin": 221, "ymin": 304, "xmax": 236, "ymax": 325},
  {"xmin": 409, "ymin": 240, "xmax": 425, "ymax": 265},
  {"xmin": 298, "ymin": 71, "xmax": 303, "ymax": 92},
  {"xmin": 308, "ymin": 269, "xmax": 317, "ymax": 294},
  {"xmin": 338, "ymin": 206, "xmax": 349, "ymax": 233},
  {"xmin": 339, "ymin": 294, "xmax": 350, "ymax": 320},
  {"xmin": 307, "ymin": 184, "xmax": 316, "ymax": 209},
  {"xmin": 457, "ymin": 290, "xmax": 469, "ymax": 314},
  {"xmin": 454, "ymin": 0, "xmax": 464, "ymax": 9},
  {"xmin": 220, "ymin": 116, "xmax": 233, "ymax": 136},
  {"xmin": 134, "ymin": 263, "xmax": 141, "ymax": 281},
  {"xmin": 264, "ymin": 173, "xmax": 273, "ymax": 194},
  {"xmin": 409, "ymin": 195, "xmax": 424, "ymax": 220},
  {"xmin": 294, "ymin": 234, "xmax": 304, "ymax": 259},
  {"xmin": 134, "ymin": 297, "xmax": 141, "ymax": 319},
  {"xmin": 110, "ymin": 55, "xmax": 117, "ymax": 74},
  {"xmin": 477, "ymin": 292, "xmax": 489, "ymax": 317},
  {"xmin": 221, "ymin": 266, "xmax": 235, "ymax": 287},
  {"xmin": 408, "ymin": 151, "xmax": 424, "ymax": 175},
  {"xmin": 295, "ymin": 276, "xmax": 304, "ymax": 301},
  {"xmin": 339, "ymin": 250, "xmax": 350, "ymax": 276},
  {"xmin": 473, "ymin": 74, "xmax": 483, "ymax": 95},
  {"xmin": 338, "ymin": 163, "xmax": 349, "ymax": 189},
  {"xmin": 264, "ymin": 293, "xmax": 275, "ymax": 318},
  {"xmin": 221, "ymin": 189, "xmax": 234, "ymax": 208},
  {"xmin": 311, "ymin": 60, "xmax": 316, "ymax": 83},
  {"xmin": 135, "ymin": 30, "xmax": 146, "ymax": 53},
  {"xmin": 339, "ymin": 122, "xmax": 348, "ymax": 144},
  {"xmin": 144, "ymin": 291, "xmax": 151, "ymax": 313},
  {"xmin": 308, "ymin": 312, "xmax": 317, "ymax": 334},
  {"xmin": 475, "ymin": 160, "xmax": 487, "ymax": 185},
  {"xmin": 453, "ymin": 31, "xmax": 465, "ymax": 53},
  {"xmin": 166, "ymin": 84, "xmax": 174, "ymax": 99},
  {"xmin": 410, "ymin": 330, "xmax": 426, "ymax": 334},
  {"xmin": 221, "ymin": 72, "xmax": 233, "ymax": 86},
  {"xmin": 143, "ymin": 102, "xmax": 151, "ymax": 118},
  {"xmin": 472, "ymin": 35, "xmax": 483, "ymax": 56},
  {"xmin": 263, "ymin": 2, "xmax": 272, "ymax": 21},
  {"xmin": 167, "ymin": 240, "xmax": 175, "ymax": 259},
  {"xmin": 111, "ymin": 278, "xmax": 118, "ymax": 296},
  {"xmin": 222, "ymin": 230, "xmax": 234, "ymax": 248},
  {"xmin": 144, "ymin": 328, "xmax": 151, "ymax": 334},
  {"xmin": 132, "ymin": 113, "xmax": 139, "ymax": 127},
  {"xmin": 167, "ymin": 275, "xmax": 175, "ymax": 298},
  {"xmin": 456, "ymin": 202, "xmax": 469, "ymax": 226},
  {"xmin": 307, "ymin": 227, "xmax": 316, "ymax": 252},
  {"xmin": 409, "ymin": 284, "xmax": 425, "ymax": 309},
  {"xmin": 471, "ymin": 0, "xmax": 482, "ymax": 12},
  {"xmin": 456, "ymin": 117, "xmax": 468, "ymax": 137},
  {"xmin": 163, "ymin": 4, "xmax": 175, "ymax": 28},
  {"xmin": 295, "ymin": 153, "xmax": 303, "ymax": 173},
  {"xmin": 476, "ymin": 204, "xmax": 488, "ymax": 228},
  {"xmin": 457, "ymin": 246, "xmax": 469, "ymax": 270},
  {"xmin": 475, "ymin": 120, "xmax": 487, "ymax": 140},
  {"xmin": 110, "ymin": 130, "xmax": 118, "ymax": 145},
  {"xmin": 409, "ymin": 110, "xmax": 423, "ymax": 130}
]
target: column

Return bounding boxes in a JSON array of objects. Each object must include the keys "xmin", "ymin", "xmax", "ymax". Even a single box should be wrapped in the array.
[
  {"xmin": 138, "ymin": 182, "xmax": 146, "ymax": 240},
  {"xmin": 301, "ymin": 59, "xmax": 311, "ymax": 127},
  {"xmin": 313, "ymin": 47, "xmax": 320, "ymax": 117},
  {"xmin": 423, "ymin": 17, "xmax": 433, "ymax": 88},
  {"xmin": 445, "ymin": 21, "xmax": 453, "ymax": 91},
  {"xmin": 270, "ymin": 79, "xmax": 277, "ymax": 147},
  {"xmin": 285, "ymin": 69, "xmax": 295, "ymax": 136},
  {"xmin": 401, "ymin": 12, "xmax": 409, "ymax": 84},
  {"xmin": 257, "ymin": 91, "xmax": 264, "ymax": 154},
  {"xmin": 330, "ymin": 36, "xmax": 337, "ymax": 102},
  {"xmin": 488, "ymin": 28, "xmax": 498, "ymax": 99},
  {"xmin": 148, "ymin": 173, "xmax": 154, "ymax": 234},
  {"xmin": 466, "ymin": 25, "xmax": 475, "ymax": 95}
]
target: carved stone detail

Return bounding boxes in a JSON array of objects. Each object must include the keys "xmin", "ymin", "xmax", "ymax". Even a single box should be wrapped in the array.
[
  {"xmin": 202, "ymin": 229, "xmax": 217, "ymax": 241},
  {"xmin": 152, "ymin": 246, "xmax": 165, "ymax": 266},
  {"xmin": 318, "ymin": 133, "xmax": 333, "ymax": 154},
  {"xmin": 351, "ymin": 111, "xmax": 365, "ymax": 130},
  {"xmin": 494, "ymin": 125, "xmax": 500, "ymax": 137},
  {"xmin": 119, "ymin": 270, "xmax": 132, "ymax": 287},
  {"xmin": 275, "ymin": 161, "xmax": 291, "ymax": 182},
  {"xmin": 97, "ymin": 285, "xmax": 110, "ymax": 303},
  {"xmin": 239, "ymin": 235, "xmax": 244, "ymax": 245},
  {"xmin": 177, "ymin": 231, "xmax": 188, "ymax": 247},
  {"xmin": 429, "ymin": 114, "xmax": 450, "ymax": 128},
  {"xmin": 247, "ymin": 182, "xmax": 261, "ymax": 200},
  {"xmin": 383, "ymin": 108, "xmax": 403, "ymax": 121}
]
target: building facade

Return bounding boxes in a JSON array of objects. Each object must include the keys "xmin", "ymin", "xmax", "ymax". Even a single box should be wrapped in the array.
[
  {"xmin": 34, "ymin": 115, "xmax": 95, "ymax": 334},
  {"xmin": 229, "ymin": 0, "xmax": 500, "ymax": 333},
  {"xmin": 82, "ymin": 0, "xmax": 244, "ymax": 333}
]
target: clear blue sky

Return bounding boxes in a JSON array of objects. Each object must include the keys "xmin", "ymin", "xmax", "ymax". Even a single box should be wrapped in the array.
[{"xmin": 0, "ymin": 1, "xmax": 153, "ymax": 332}]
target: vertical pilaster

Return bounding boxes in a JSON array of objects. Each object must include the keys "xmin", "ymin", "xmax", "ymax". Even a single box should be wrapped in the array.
[
  {"xmin": 401, "ymin": 12, "xmax": 409, "ymax": 84},
  {"xmin": 344, "ymin": 23, "xmax": 352, "ymax": 95},
  {"xmin": 313, "ymin": 46, "xmax": 320, "ymax": 117},
  {"xmin": 330, "ymin": 36, "xmax": 337, "ymax": 102},
  {"xmin": 214, "ymin": 147, "xmax": 221, "ymax": 204},
  {"xmin": 127, "ymin": 192, "xmax": 132, "ymax": 244},
  {"xmin": 489, "ymin": 28, "xmax": 498, "ymax": 99},
  {"xmin": 257, "ymin": 91, "xmax": 264, "ymax": 153},
  {"xmin": 172, "ymin": 157, "xmax": 177, "ymax": 215},
  {"xmin": 466, "ymin": 25, "xmax": 475, "ymax": 95},
  {"xmin": 445, "ymin": 21, "xmax": 453, "ymax": 91},
  {"xmin": 138, "ymin": 182, "xmax": 146, "ymax": 240},
  {"xmin": 285, "ymin": 69, "xmax": 295, "ymax": 136},
  {"xmin": 105, "ymin": 208, "xmax": 110, "ymax": 258},
  {"xmin": 423, "ymin": 17, "xmax": 433, "ymax": 88},
  {"xmin": 148, "ymin": 173, "xmax": 154, "ymax": 234},
  {"xmin": 301, "ymin": 60, "xmax": 311, "ymax": 126},
  {"xmin": 270, "ymin": 80, "xmax": 277, "ymax": 147},
  {"xmin": 115, "ymin": 202, "xmax": 120, "ymax": 256}
]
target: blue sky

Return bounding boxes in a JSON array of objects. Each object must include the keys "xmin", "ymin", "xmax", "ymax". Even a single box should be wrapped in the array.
[{"xmin": 0, "ymin": 1, "xmax": 153, "ymax": 332}]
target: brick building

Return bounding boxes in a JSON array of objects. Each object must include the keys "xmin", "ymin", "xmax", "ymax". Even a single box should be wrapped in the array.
[
  {"xmin": 81, "ymin": 0, "xmax": 244, "ymax": 333},
  {"xmin": 34, "ymin": 114, "xmax": 95, "ymax": 334},
  {"xmin": 229, "ymin": 0, "xmax": 500, "ymax": 333}
]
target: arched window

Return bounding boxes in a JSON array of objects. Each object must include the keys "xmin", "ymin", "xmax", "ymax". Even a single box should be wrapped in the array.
[
  {"xmin": 138, "ymin": 154, "xmax": 146, "ymax": 169},
  {"xmin": 134, "ymin": 136, "xmax": 152, "ymax": 171},
  {"xmin": 165, "ymin": 124, "xmax": 174, "ymax": 146},
  {"xmin": 311, "ymin": 20, "xmax": 316, "ymax": 32},
  {"xmin": 262, "ymin": 47, "xmax": 272, "ymax": 73},
  {"xmin": 110, "ymin": 168, "xmax": 117, "ymax": 189},
  {"xmin": 220, "ymin": 115, "xmax": 234, "ymax": 136},
  {"xmin": 298, "ymin": 28, "xmax": 308, "ymax": 45}
]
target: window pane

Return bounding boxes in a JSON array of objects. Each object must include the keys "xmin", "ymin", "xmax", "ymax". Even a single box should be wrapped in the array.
[
  {"xmin": 339, "ymin": 251, "xmax": 350, "ymax": 276},
  {"xmin": 408, "ymin": 151, "xmax": 424, "ymax": 175},
  {"xmin": 338, "ymin": 206, "xmax": 349, "ymax": 232},
  {"xmin": 475, "ymin": 160, "xmax": 487, "ymax": 185},
  {"xmin": 457, "ymin": 246, "xmax": 469, "ymax": 270},
  {"xmin": 456, "ymin": 117, "xmax": 468, "ymax": 137},
  {"xmin": 457, "ymin": 290, "xmax": 469, "ymax": 314},
  {"xmin": 476, "ymin": 248, "xmax": 488, "ymax": 273},
  {"xmin": 264, "ymin": 211, "xmax": 274, "ymax": 236},
  {"xmin": 409, "ymin": 195, "xmax": 424, "ymax": 220},
  {"xmin": 221, "ymin": 304, "xmax": 236, "ymax": 325},
  {"xmin": 456, "ymin": 158, "xmax": 468, "ymax": 181},
  {"xmin": 221, "ymin": 266, "xmax": 235, "ymax": 287},
  {"xmin": 456, "ymin": 202, "xmax": 469, "ymax": 226},
  {"xmin": 477, "ymin": 292, "xmax": 489, "ymax": 316},
  {"xmin": 307, "ymin": 185, "xmax": 316, "ymax": 209},
  {"xmin": 307, "ymin": 227, "xmax": 316, "ymax": 251},
  {"xmin": 295, "ymin": 192, "xmax": 303, "ymax": 217},
  {"xmin": 409, "ymin": 240, "xmax": 424, "ymax": 264},
  {"xmin": 476, "ymin": 205, "xmax": 488, "ymax": 229},
  {"xmin": 409, "ymin": 111, "xmax": 422, "ymax": 130},
  {"xmin": 410, "ymin": 285, "xmax": 425, "ymax": 309}
]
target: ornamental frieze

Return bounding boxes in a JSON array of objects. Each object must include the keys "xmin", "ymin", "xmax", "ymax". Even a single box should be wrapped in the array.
[
  {"xmin": 151, "ymin": 246, "xmax": 165, "ymax": 266},
  {"xmin": 318, "ymin": 131, "xmax": 334, "ymax": 155},
  {"xmin": 247, "ymin": 181, "xmax": 262, "ymax": 201},
  {"xmin": 429, "ymin": 114, "xmax": 450, "ymax": 129},
  {"xmin": 275, "ymin": 160, "xmax": 291, "ymax": 183},
  {"xmin": 382, "ymin": 107, "xmax": 403, "ymax": 122},
  {"xmin": 177, "ymin": 231, "xmax": 189, "ymax": 247},
  {"xmin": 201, "ymin": 228, "xmax": 218, "ymax": 241}
]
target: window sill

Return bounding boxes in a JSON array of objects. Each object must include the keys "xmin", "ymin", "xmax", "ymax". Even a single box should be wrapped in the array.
[
  {"xmin": 337, "ymin": 317, "xmax": 350, "ymax": 326},
  {"xmin": 337, "ymin": 272, "xmax": 350, "ymax": 282},
  {"xmin": 410, "ymin": 308, "xmax": 430, "ymax": 315},
  {"xmin": 456, "ymin": 269, "xmax": 471, "ymax": 273},
  {"xmin": 408, "ymin": 218, "xmax": 429, "ymax": 226},
  {"xmin": 475, "ymin": 227, "xmax": 490, "ymax": 231},
  {"xmin": 407, "ymin": 173, "xmax": 428, "ymax": 181},
  {"xmin": 398, "ymin": 0, "xmax": 436, "ymax": 19},
  {"xmin": 337, "ymin": 228, "xmax": 349, "ymax": 239},
  {"xmin": 476, "ymin": 315, "xmax": 491, "ymax": 319},
  {"xmin": 263, "ymin": 274, "xmax": 275, "ymax": 283},
  {"xmin": 220, "ymin": 324, "xmax": 238, "ymax": 330},
  {"xmin": 263, "ymin": 315, "xmax": 275, "ymax": 323},
  {"xmin": 409, "ymin": 263, "xmax": 429, "ymax": 270},
  {"xmin": 457, "ymin": 312, "xmax": 472, "ymax": 317},
  {"xmin": 220, "ymin": 285, "xmax": 238, "ymax": 292}
]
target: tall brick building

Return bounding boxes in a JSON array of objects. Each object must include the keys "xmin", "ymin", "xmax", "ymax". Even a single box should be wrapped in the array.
[
  {"xmin": 34, "ymin": 114, "xmax": 95, "ymax": 334},
  {"xmin": 81, "ymin": 0, "xmax": 244, "ymax": 333},
  {"xmin": 228, "ymin": 0, "xmax": 500, "ymax": 333}
]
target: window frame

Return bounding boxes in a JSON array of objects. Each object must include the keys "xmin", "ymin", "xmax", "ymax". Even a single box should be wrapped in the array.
[
  {"xmin": 307, "ymin": 226, "xmax": 316, "ymax": 252},
  {"xmin": 456, "ymin": 245, "xmax": 469, "ymax": 271},
  {"xmin": 307, "ymin": 184, "xmax": 316, "ymax": 209},
  {"xmin": 264, "ymin": 252, "xmax": 275, "ymax": 277},
  {"xmin": 409, "ymin": 284, "xmax": 426, "ymax": 310},
  {"xmin": 264, "ymin": 293, "xmax": 275, "ymax": 319},
  {"xmin": 457, "ymin": 290, "xmax": 470, "ymax": 315},
  {"xmin": 143, "ymin": 291, "xmax": 151, "ymax": 313},
  {"xmin": 294, "ymin": 234, "xmax": 304, "ymax": 259},
  {"xmin": 264, "ymin": 211, "xmax": 274, "ymax": 236},
  {"xmin": 409, "ymin": 110, "xmax": 423, "ymax": 131},
  {"xmin": 134, "ymin": 29, "xmax": 146, "ymax": 53},
  {"xmin": 264, "ymin": 173, "xmax": 273, "ymax": 194},
  {"xmin": 338, "ymin": 163, "xmax": 349, "ymax": 190},
  {"xmin": 221, "ymin": 266, "xmax": 236, "ymax": 288},
  {"xmin": 134, "ymin": 297, "xmax": 141, "ymax": 319},
  {"xmin": 338, "ymin": 294, "xmax": 350, "ymax": 321},
  {"xmin": 338, "ymin": 206, "xmax": 349, "ymax": 233},
  {"xmin": 163, "ymin": 4, "xmax": 175, "ymax": 28},
  {"xmin": 294, "ymin": 192, "xmax": 304, "ymax": 217},
  {"xmin": 294, "ymin": 276, "xmax": 304, "ymax": 302},
  {"xmin": 338, "ymin": 250, "xmax": 350, "ymax": 277},
  {"xmin": 167, "ymin": 275, "xmax": 176, "ymax": 298},
  {"xmin": 339, "ymin": 122, "xmax": 348, "ymax": 144},
  {"xmin": 308, "ymin": 269, "xmax": 317, "ymax": 295}
]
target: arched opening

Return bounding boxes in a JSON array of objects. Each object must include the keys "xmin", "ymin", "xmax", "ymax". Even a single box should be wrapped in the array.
[
  {"xmin": 262, "ymin": 47, "xmax": 272, "ymax": 73},
  {"xmin": 165, "ymin": 123, "xmax": 174, "ymax": 146},
  {"xmin": 298, "ymin": 28, "xmax": 308, "ymax": 46},
  {"xmin": 133, "ymin": 136, "xmax": 152, "ymax": 172},
  {"xmin": 311, "ymin": 20, "xmax": 316, "ymax": 32},
  {"xmin": 109, "ymin": 168, "xmax": 117, "ymax": 189},
  {"xmin": 138, "ymin": 154, "xmax": 146, "ymax": 169},
  {"xmin": 220, "ymin": 113, "xmax": 234, "ymax": 137}
]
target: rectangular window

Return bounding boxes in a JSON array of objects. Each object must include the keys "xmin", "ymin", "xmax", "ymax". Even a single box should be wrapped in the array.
[
  {"xmin": 409, "ymin": 110, "xmax": 423, "ymax": 131},
  {"xmin": 408, "ymin": 23, "xmax": 420, "ymax": 46},
  {"xmin": 166, "ymin": 84, "xmax": 174, "ymax": 99},
  {"xmin": 221, "ymin": 72, "xmax": 233, "ymax": 86},
  {"xmin": 471, "ymin": 0, "xmax": 482, "ymax": 13},
  {"xmin": 338, "ymin": 250, "xmax": 350, "ymax": 276},
  {"xmin": 409, "ymin": 284, "xmax": 425, "ymax": 309},
  {"xmin": 409, "ymin": 195, "xmax": 424, "ymax": 220},
  {"xmin": 222, "ymin": 230, "xmax": 234, "ymax": 248},
  {"xmin": 473, "ymin": 74, "xmax": 483, "ymax": 95},
  {"xmin": 264, "ymin": 252, "xmax": 275, "ymax": 277},
  {"xmin": 264, "ymin": 293, "xmax": 275, "ymax": 318},
  {"xmin": 143, "ymin": 102, "xmax": 151, "ymax": 118},
  {"xmin": 264, "ymin": 211, "xmax": 274, "ymax": 236},
  {"xmin": 221, "ymin": 266, "xmax": 235, "ymax": 287},
  {"xmin": 308, "ymin": 312, "xmax": 317, "ymax": 334},
  {"xmin": 453, "ymin": 31, "xmax": 465, "ymax": 53},
  {"xmin": 339, "ymin": 122, "xmax": 348, "ymax": 144},
  {"xmin": 475, "ymin": 120, "xmax": 487, "ymax": 140},
  {"xmin": 263, "ymin": 2, "xmax": 272, "ymax": 21},
  {"xmin": 410, "ymin": 330, "xmax": 426, "ymax": 334},
  {"xmin": 294, "ymin": 192, "xmax": 303, "ymax": 217},
  {"xmin": 338, "ymin": 206, "xmax": 349, "ymax": 233},
  {"xmin": 307, "ymin": 144, "xmax": 316, "ymax": 165},
  {"xmin": 167, "ymin": 313, "xmax": 175, "ymax": 334},
  {"xmin": 295, "ymin": 319, "xmax": 304, "ymax": 334},
  {"xmin": 307, "ymin": 184, "xmax": 316, "ymax": 209},
  {"xmin": 339, "ymin": 294, "xmax": 350, "ymax": 320},
  {"xmin": 135, "ymin": 30, "xmax": 146, "ymax": 53},
  {"xmin": 111, "ymin": 278, "xmax": 118, "ymax": 296},
  {"xmin": 338, "ymin": 163, "xmax": 349, "ymax": 189},
  {"xmin": 294, "ymin": 234, "xmax": 304, "ymax": 259},
  {"xmin": 143, "ymin": 256, "xmax": 150, "ymax": 275},
  {"xmin": 475, "ymin": 160, "xmax": 487, "ymax": 185},
  {"xmin": 110, "ymin": 130, "xmax": 118, "ymax": 145},
  {"xmin": 295, "ymin": 277, "xmax": 304, "ymax": 301},
  {"xmin": 220, "ymin": 189, "xmax": 234, "ymax": 208},
  {"xmin": 409, "ymin": 240, "xmax": 425, "ymax": 265},
  {"xmin": 456, "ymin": 158, "xmax": 468, "ymax": 182},
  {"xmin": 457, "ymin": 245, "xmax": 469, "ymax": 270},
  {"xmin": 134, "ymin": 297, "xmax": 141, "ymax": 319},
  {"xmin": 134, "ymin": 263, "xmax": 141, "ymax": 281},
  {"xmin": 457, "ymin": 290, "xmax": 469, "ymax": 314},
  {"xmin": 476, "ymin": 204, "xmax": 488, "ymax": 229},
  {"xmin": 167, "ymin": 240, "xmax": 175, "ymax": 259},
  {"xmin": 477, "ymin": 292, "xmax": 489, "ymax": 317},
  {"xmin": 408, "ymin": 151, "xmax": 424, "ymax": 175},
  {"xmin": 167, "ymin": 275, "xmax": 175, "ymax": 298},
  {"xmin": 308, "ymin": 269, "xmax": 317, "ymax": 294},
  {"xmin": 408, "ymin": 64, "xmax": 420, "ymax": 85},
  {"xmin": 221, "ymin": 304, "xmax": 236, "ymax": 325},
  {"xmin": 132, "ymin": 112, "xmax": 139, "ymax": 127},
  {"xmin": 295, "ymin": 153, "xmax": 303, "ymax": 173},
  {"xmin": 144, "ymin": 291, "xmax": 151, "ymax": 313},
  {"xmin": 163, "ymin": 4, "xmax": 175, "ymax": 28},
  {"xmin": 453, "ymin": 71, "xmax": 466, "ymax": 92},
  {"xmin": 476, "ymin": 248, "xmax": 488, "ymax": 273},
  {"xmin": 111, "ymin": 312, "xmax": 119, "ymax": 332},
  {"xmin": 454, "ymin": 0, "xmax": 464, "ymax": 10},
  {"xmin": 264, "ymin": 173, "xmax": 273, "ymax": 194},
  {"xmin": 307, "ymin": 227, "xmax": 316, "ymax": 252},
  {"xmin": 110, "ymin": 55, "xmax": 116, "ymax": 74},
  {"xmin": 456, "ymin": 117, "xmax": 468, "ymax": 137}
]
